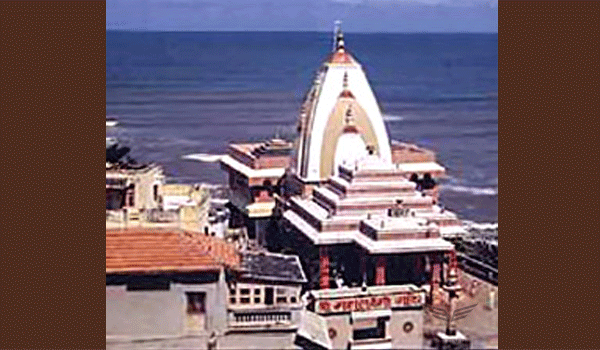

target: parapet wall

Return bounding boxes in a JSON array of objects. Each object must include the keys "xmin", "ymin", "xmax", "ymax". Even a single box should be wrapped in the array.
[{"xmin": 391, "ymin": 141, "xmax": 436, "ymax": 164}]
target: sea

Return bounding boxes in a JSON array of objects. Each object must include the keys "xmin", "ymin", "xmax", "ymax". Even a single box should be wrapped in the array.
[{"xmin": 106, "ymin": 31, "xmax": 498, "ymax": 225}]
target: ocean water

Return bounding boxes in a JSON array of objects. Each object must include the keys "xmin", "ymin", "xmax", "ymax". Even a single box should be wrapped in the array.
[{"xmin": 106, "ymin": 31, "xmax": 498, "ymax": 223}]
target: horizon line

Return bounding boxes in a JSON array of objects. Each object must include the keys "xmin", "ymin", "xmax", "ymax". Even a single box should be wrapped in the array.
[{"xmin": 106, "ymin": 29, "xmax": 498, "ymax": 34}]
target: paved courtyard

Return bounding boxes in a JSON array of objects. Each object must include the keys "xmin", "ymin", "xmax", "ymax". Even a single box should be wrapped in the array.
[{"xmin": 423, "ymin": 272, "xmax": 498, "ymax": 349}]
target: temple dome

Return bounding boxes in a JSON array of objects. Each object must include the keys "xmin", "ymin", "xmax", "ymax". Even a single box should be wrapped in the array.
[
  {"xmin": 292, "ymin": 23, "xmax": 392, "ymax": 182},
  {"xmin": 334, "ymin": 133, "xmax": 368, "ymax": 173}
]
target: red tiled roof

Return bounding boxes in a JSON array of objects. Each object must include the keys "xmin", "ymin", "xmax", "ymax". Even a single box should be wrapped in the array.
[{"xmin": 106, "ymin": 228, "xmax": 240, "ymax": 274}]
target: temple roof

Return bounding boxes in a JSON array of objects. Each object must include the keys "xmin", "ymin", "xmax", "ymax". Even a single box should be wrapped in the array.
[{"xmin": 293, "ymin": 23, "xmax": 393, "ymax": 181}]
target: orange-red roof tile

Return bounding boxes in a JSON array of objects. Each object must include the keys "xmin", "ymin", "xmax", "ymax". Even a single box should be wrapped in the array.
[{"xmin": 106, "ymin": 228, "xmax": 240, "ymax": 274}]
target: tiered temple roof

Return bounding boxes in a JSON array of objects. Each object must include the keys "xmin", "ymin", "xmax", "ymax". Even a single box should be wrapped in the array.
[{"xmin": 283, "ymin": 158, "xmax": 464, "ymax": 251}]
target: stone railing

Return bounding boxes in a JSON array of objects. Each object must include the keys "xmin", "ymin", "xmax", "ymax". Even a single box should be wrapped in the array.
[
  {"xmin": 229, "ymin": 311, "xmax": 292, "ymax": 328},
  {"xmin": 106, "ymin": 210, "xmax": 125, "ymax": 222},
  {"xmin": 145, "ymin": 209, "xmax": 179, "ymax": 223}
]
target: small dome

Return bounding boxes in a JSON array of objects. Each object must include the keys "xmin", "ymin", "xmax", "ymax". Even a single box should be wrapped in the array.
[{"xmin": 334, "ymin": 133, "xmax": 369, "ymax": 173}]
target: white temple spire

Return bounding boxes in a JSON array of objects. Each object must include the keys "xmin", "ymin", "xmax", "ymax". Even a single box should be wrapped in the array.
[{"xmin": 293, "ymin": 20, "xmax": 392, "ymax": 182}]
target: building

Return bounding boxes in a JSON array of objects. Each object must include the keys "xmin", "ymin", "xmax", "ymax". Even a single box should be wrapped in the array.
[
  {"xmin": 106, "ymin": 162, "xmax": 165, "ymax": 213},
  {"xmin": 226, "ymin": 251, "xmax": 307, "ymax": 344},
  {"xmin": 106, "ymin": 161, "xmax": 214, "ymax": 233},
  {"xmin": 219, "ymin": 139, "xmax": 294, "ymax": 245},
  {"xmin": 106, "ymin": 228, "xmax": 307, "ymax": 350},
  {"xmin": 208, "ymin": 28, "xmax": 457, "ymax": 248},
  {"xmin": 296, "ymin": 285, "xmax": 426, "ymax": 350},
  {"xmin": 274, "ymin": 25, "xmax": 467, "ymax": 349}
]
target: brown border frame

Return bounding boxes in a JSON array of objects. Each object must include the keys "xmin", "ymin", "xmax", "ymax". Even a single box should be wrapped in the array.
[
  {"xmin": 1, "ymin": 0, "xmax": 600, "ymax": 348},
  {"xmin": 499, "ymin": 1, "xmax": 600, "ymax": 349},
  {"xmin": 0, "ymin": 1, "xmax": 106, "ymax": 348}
]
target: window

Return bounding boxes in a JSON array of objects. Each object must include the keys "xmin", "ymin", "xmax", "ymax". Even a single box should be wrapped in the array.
[
  {"xmin": 229, "ymin": 288, "xmax": 236, "ymax": 295},
  {"xmin": 186, "ymin": 292, "xmax": 206, "ymax": 315},
  {"xmin": 240, "ymin": 288, "xmax": 250, "ymax": 295},
  {"xmin": 276, "ymin": 288, "xmax": 286, "ymax": 295},
  {"xmin": 153, "ymin": 184, "xmax": 159, "ymax": 201},
  {"xmin": 290, "ymin": 296, "xmax": 297, "ymax": 303},
  {"xmin": 276, "ymin": 297, "xmax": 287, "ymax": 304},
  {"xmin": 229, "ymin": 297, "xmax": 236, "ymax": 304},
  {"xmin": 254, "ymin": 297, "xmax": 261, "ymax": 303},
  {"xmin": 240, "ymin": 297, "xmax": 250, "ymax": 304},
  {"xmin": 126, "ymin": 185, "xmax": 135, "ymax": 207},
  {"xmin": 254, "ymin": 288, "xmax": 261, "ymax": 294},
  {"xmin": 264, "ymin": 287, "xmax": 274, "ymax": 305}
]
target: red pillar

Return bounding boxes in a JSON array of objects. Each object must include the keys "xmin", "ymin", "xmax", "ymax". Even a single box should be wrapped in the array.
[
  {"xmin": 375, "ymin": 256, "xmax": 386, "ymax": 286},
  {"xmin": 448, "ymin": 250, "xmax": 461, "ymax": 287},
  {"xmin": 319, "ymin": 247, "xmax": 330, "ymax": 289},
  {"xmin": 431, "ymin": 255, "xmax": 440, "ymax": 285},
  {"xmin": 430, "ymin": 255, "xmax": 441, "ymax": 303}
]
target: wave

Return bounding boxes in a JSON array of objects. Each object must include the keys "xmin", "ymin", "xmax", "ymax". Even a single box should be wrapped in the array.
[
  {"xmin": 437, "ymin": 93, "xmax": 497, "ymax": 102},
  {"xmin": 462, "ymin": 220, "xmax": 498, "ymax": 231},
  {"xmin": 126, "ymin": 137, "xmax": 208, "ymax": 149},
  {"xmin": 385, "ymin": 93, "xmax": 497, "ymax": 105},
  {"xmin": 443, "ymin": 184, "xmax": 497, "ymax": 196},
  {"xmin": 182, "ymin": 153, "xmax": 224, "ymax": 162},
  {"xmin": 382, "ymin": 114, "xmax": 405, "ymax": 122}
]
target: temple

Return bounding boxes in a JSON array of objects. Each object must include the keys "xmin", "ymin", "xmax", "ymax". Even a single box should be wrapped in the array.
[
  {"xmin": 163, "ymin": 23, "xmax": 479, "ymax": 349},
  {"xmin": 216, "ymin": 24, "xmax": 468, "ymax": 349},
  {"xmin": 219, "ymin": 25, "xmax": 464, "ymax": 245}
]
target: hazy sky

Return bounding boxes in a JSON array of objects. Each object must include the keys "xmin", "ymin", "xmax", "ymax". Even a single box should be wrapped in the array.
[{"xmin": 106, "ymin": 0, "xmax": 498, "ymax": 33}]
